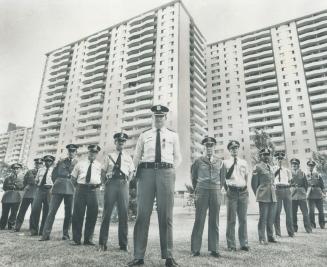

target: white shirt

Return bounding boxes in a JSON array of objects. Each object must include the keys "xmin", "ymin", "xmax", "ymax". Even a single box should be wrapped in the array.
[
  {"xmin": 103, "ymin": 151, "xmax": 135, "ymax": 178},
  {"xmin": 273, "ymin": 166, "xmax": 291, "ymax": 185},
  {"xmin": 133, "ymin": 127, "xmax": 182, "ymax": 167},
  {"xmin": 35, "ymin": 166, "xmax": 54, "ymax": 186},
  {"xmin": 223, "ymin": 157, "xmax": 249, "ymax": 187},
  {"xmin": 71, "ymin": 159, "xmax": 102, "ymax": 185}
]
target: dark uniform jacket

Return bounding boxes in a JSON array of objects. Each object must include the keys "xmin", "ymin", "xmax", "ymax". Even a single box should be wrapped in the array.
[
  {"xmin": 290, "ymin": 170, "xmax": 308, "ymax": 200},
  {"xmin": 307, "ymin": 172, "xmax": 325, "ymax": 199},
  {"xmin": 191, "ymin": 156, "xmax": 223, "ymax": 190},
  {"xmin": 251, "ymin": 162, "xmax": 277, "ymax": 203},
  {"xmin": 2, "ymin": 173, "xmax": 24, "ymax": 203},
  {"xmin": 22, "ymin": 169, "xmax": 38, "ymax": 199},
  {"xmin": 51, "ymin": 158, "xmax": 77, "ymax": 195}
]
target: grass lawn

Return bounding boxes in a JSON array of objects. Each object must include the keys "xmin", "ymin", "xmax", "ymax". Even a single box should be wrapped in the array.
[{"xmin": 0, "ymin": 206, "xmax": 326, "ymax": 266}]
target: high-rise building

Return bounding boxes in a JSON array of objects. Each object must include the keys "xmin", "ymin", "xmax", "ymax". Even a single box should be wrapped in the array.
[
  {"xmin": 28, "ymin": 0, "xmax": 207, "ymax": 189},
  {"xmin": 207, "ymin": 9, "xmax": 327, "ymax": 166},
  {"xmin": 0, "ymin": 124, "xmax": 32, "ymax": 166}
]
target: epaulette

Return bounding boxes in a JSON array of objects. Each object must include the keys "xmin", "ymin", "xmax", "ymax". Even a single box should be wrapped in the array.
[
  {"xmin": 142, "ymin": 128, "xmax": 152, "ymax": 133},
  {"xmin": 167, "ymin": 127, "xmax": 176, "ymax": 132}
]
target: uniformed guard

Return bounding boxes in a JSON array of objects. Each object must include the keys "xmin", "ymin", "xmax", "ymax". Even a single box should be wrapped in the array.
[
  {"xmin": 40, "ymin": 144, "xmax": 78, "ymax": 241},
  {"xmin": 290, "ymin": 158, "xmax": 312, "ymax": 233},
  {"xmin": 71, "ymin": 144, "xmax": 102, "ymax": 246},
  {"xmin": 191, "ymin": 137, "xmax": 223, "ymax": 258},
  {"xmin": 99, "ymin": 132, "xmax": 135, "ymax": 252},
  {"xmin": 14, "ymin": 158, "xmax": 43, "ymax": 232},
  {"xmin": 221, "ymin": 140, "xmax": 250, "ymax": 252},
  {"xmin": 273, "ymin": 152, "xmax": 294, "ymax": 237},
  {"xmin": 0, "ymin": 163, "xmax": 24, "ymax": 230},
  {"xmin": 251, "ymin": 148, "xmax": 277, "ymax": 244},
  {"xmin": 306, "ymin": 160, "xmax": 325, "ymax": 229},
  {"xmin": 128, "ymin": 105, "xmax": 182, "ymax": 267},
  {"xmin": 30, "ymin": 155, "xmax": 55, "ymax": 236}
]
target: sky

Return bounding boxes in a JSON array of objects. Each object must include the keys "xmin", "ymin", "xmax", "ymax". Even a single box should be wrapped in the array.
[{"xmin": 0, "ymin": 0, "xmax": 326, "ymax": 132}]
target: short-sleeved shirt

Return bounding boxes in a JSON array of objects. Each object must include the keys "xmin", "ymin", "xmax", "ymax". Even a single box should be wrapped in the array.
[
  {"xmin": 222, "ymin": 157, "xmax": 249, "ymax": 187},
  {"xmin": 71, "ymin": 159, "xmax": 102, "ymax": 185},
  {"xmin": 35, "ymin": 166, "xmax": 54, "ymax": 186},
  {"xmin": 103, "ymin": 151, "xmax": 135, "ymax": 179},
  {"xmin": 273, "ymin": 166, "xmax": 292, "ymax": 186}
]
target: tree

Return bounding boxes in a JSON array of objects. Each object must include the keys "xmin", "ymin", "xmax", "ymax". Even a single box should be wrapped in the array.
[
  {"xmin": 0, "ymin": 162, "xmax": 11, "ymax": 184},
  {"xmin": 251, "ymin": 129, "xmax": 275, "ymax": 165}
]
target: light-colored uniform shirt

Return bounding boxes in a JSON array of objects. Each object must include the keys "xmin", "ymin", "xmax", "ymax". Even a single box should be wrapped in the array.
[
  {"xmin": 273, "ymin": 166, "xmax": 291, "ymax": 185},
  {"xmin": 133, "ymin": 127, "xmax": 182, "ymax": 167},
  {"xmin": 71, "ymin": 159, "xmax": 102, "ymax": 185},
  {"xmin": 35, "ymin": 166, "xmax": 54, "ymax": 186},
  {"xmin": 103, "ymin": 151, "xmax": 135, "ymax": 179},
  {"xmin": 222, "ymin": 157, "xmax": 249, "ymax": 187}
]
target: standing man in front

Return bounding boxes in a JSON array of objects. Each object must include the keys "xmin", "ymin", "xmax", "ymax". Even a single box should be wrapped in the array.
[
  {"xmin": 99, "ymin": 132, "xmax": 135, "ymax": 252},
  {"xmin": 30, "ymin": 155, "xmax": 55, "ymax": 236},
  {"xmin": 191, "ymin": 137, "xmax": 223, "ymax": 258},
  {"xmin": 290, "ymin": 158, "xmax": 312, "ymax": 233},
  {"xmin": 127, "ymin": 105, "xmax": 182, "ymax": 267},
  {"xmin": 251, "ymin": 148, "xmax": 277, "ymax": 245},
  {"xmin": 71, "ymin": 144, "xmax": 102, "ymax": 246},
  {"xmin": 221, "ymin": 140, "xmax": 250, "ymax": 252},
  {"xmin": 0, "ymin": 163, "xmax": 24, "ymax": 230},
  {"xmin": 14, "ymin": 158, "xmax": 43, "ymax": 232},
  {"xmin": 273, "ymin": 152, "xmax": 294, "ymax": 237},
  {"xmin": 306, "ymin": 160, "xmax": 325, "ymax": 229},
  {"xmin": 40, "ymin": 144, "xmax": 78, "ymax": 241}
]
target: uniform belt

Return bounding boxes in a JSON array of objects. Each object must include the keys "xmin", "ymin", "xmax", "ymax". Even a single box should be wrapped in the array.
[
  {"xmin": 38, "ymin": 185, "xmax": 52, "ymax": 189},
  {"xmin": 77, "ymin": 183, "xmax": 100, "ymax": 190},
  {"xmin": 228, "ymin": 185, "xmax": 247, "ymax": 192},
  {"xmin": 139, "ymin": 162, "xmax": 174, "ymax": 169},
  {"xmin": 310, "ymin": 185, "xmax": 319, "ymax": 187},
  {"xmin": 291, "ymin": 185, "xmax": 304, "ymax": 188},
  {"xmin": 111, "ymin": 174, "xmax": 127, "ymax": 180},
  {"xmin": 276, "ymin": 184, "xmax": 290, "ymax": 189}
]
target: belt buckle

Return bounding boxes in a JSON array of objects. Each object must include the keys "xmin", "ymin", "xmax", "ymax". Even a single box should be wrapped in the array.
[{"xmin": 154, "ymin": 162, "xmax": 159, "ymax": 169}]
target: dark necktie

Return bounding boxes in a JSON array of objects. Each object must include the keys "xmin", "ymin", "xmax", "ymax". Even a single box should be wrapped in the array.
[
  {"xmin": 226, "ymin": 157, "xmax": 237, "ymax": 180},
  {"xmin": 114, "ymin": 152, "xmax": 122, "ymax": 176},
  {"xmin": 275, "ymin": 167, "xmax": 282, "ymax": 182},
  {"xmin": 155, "ymin": 129, "xmax": 161, "ymax": 163},
  {"xmin": 86, "ymin": 161, "xmax": 93, "ymax": 184},
  {"xmin": 40, "ymin": 168, "xmax": 49, "ymax": 186}
]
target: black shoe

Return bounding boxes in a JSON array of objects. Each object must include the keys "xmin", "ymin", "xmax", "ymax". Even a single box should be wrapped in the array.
[
  {"xmin": 259, "ymin": 240, "xmax": 268, "ymax": 245},
  {"xmin": 62, "ymin": 235, "xmax": 70, "ymax": 240},
  {"xmin": 98, "ymin": 245, "xmax": 107, "ymax": 251},
  {"xmin": 320, "ymin": 224, "xmax": 325, "ymax": 229},
  {"xmin": 268, "ymin": 237, "xmax": 278, "ymax": 243},
  {"xmin": 39, "ymin": 237, "xmax": 50, "ymax": 241},
  {"xmin": 70, "ymin": 241, "xmax": 81, "ymax": 246},
  {"xmin": 120, "ymin": 246, "xmax": 129, "ymax": 252},
  {"xmin": 84, "ymin": 240, "xmax": 96, "ymax": 246},
  {"xmin": 13, "ymin": 228, "xmax": 20, "ymax": 232},
  {"xmin": 294, "ymin": 227, "xmax": 298, "ymax": 233},
  {"xmin": 165, "ymin": 258, "xmax": 179, "ymax": 267},
  {"xmin": 210, "ymin": 251, "xmax": 220, "ymax": 258},
  {"xmin": 127, "ymin": 259, "xmax": 144, "ymax": 266},
  {"xmin": 228, "ymin": 247, "xmax": 236, "ymax": 252},
  {"xmin": 30, "ymin": 232, "xmax": 38, "ymax": 236},
  {"xmin": 192, "ymin": 251, "xmax": 200, "ymax": 257},
  {"xmin": 288, "ymin": 233, "xmax": 294, "ymax": 237},
  {"xmin": 241, "ymin": 246, "xmax": 250, "ymax": 251}
]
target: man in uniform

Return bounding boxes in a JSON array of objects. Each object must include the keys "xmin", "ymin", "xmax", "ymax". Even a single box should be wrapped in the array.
[
  {"xmin": 251, "ymin": 148, "xmax": 277, "ymax": 244},
  {"xmin": 0, "ymin": 163, "xmax": 24, "ymax": 230},
  {"xmin": 190, "ymin": 137, "xmax": 223, "ymax": 258},
  {"xmin": 14, "ymin": 158, "xmax": 43, "ymax": 232},
  {"xmin": 290, "ymin": 158, "xmax": 312, "ymax": 233},
  {"xmin": 306, "ymin": 160, "xmax": 325, "ymax": 229},
  {"xmin": 99, "ymin": 132, "xmax": 135, "ymax": 252},
  {"xmin": 30, "ymin": 155, "xmax": 55, "ymax": 236},
  {"xmin": 128, "ymin": 105, "xmax": 182, "ymax": 267},
  {"xmin": 273, "ymin": 152, "xmax": 294, "ymax": 237},
  {"xmin": 71, "ymin": 144, "xmax": 102, "ymax": 246},
  {"xmin": 40, "ymin": 144, "xmax": 78, "ymax": 241},
  {"xmin": 221, "ymin": 140, "xmax": 250, "ymax": 252}
]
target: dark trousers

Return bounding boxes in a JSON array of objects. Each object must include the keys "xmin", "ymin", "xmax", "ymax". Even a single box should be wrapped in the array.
[
  {"xmin": 292, "ymin": 199, "xmax": 312, "ymax": 233},
  {"xmin": 30, "ymin": 187, "xmax": 51, "ymax": 235},
  {"xmin": 274, "ymin": 188, "xmax": 294, "ymax": 236},
  {"xmin": 0, "ymin": 202, "xmax": 19, "ymax": 230},
  {"xmin": 308, "ymin": 199, "xmax": 325, "ymax": 229},
  {"xmin": 133, "ymin": 168, "xmax": 175, "ymax": 260},
  {"xmin": 226, "ymin": 189, "xmax": 248, "ymax": 248},
  {"xmin": 15, "ymin": 198, "xmax": 33, "ymax": 231},
  {"xmin": 72, "ymin": 185, "xmax": 99, "ymax": 243},
  {"xmin": 258, "ymin": 202, "xmax": 276, "ymax": 242},
  {"xmin": 99, "ymin": 179, "xmax": 129, "ymax": 248},
  {"xmin": 42, "ymin": 194, "xmax": 73, "ymax": 238},
  {"xmin": 191, "ymin": 188, "xmax": 221, "ymax": 254}
]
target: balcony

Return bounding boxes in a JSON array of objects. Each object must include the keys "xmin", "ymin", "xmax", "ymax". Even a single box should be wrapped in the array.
[
  {"xmin": 123, "ymin": 81, "xmax": 154, "ymax": 94},
  {"xmin": 39, "ymin": 129, "xmax": 60, "ymax": 137},
  {"xmin": 40, "ymin": 121, "xmax": 61, "ymax": 129},
  {"xmin": 87, "ymin": 36, "xmax": 110, "ymax": 49},
  {"xmin": 243, "ymin": 50, "xmax": 273, "ymax": 63},
  {"xmin": 85, "ymin": 50, "xmax": 109, "ymax": 63},
  {"xmin": 42, "ymin": 113, "xmax": 62, "ymax": 122},
  {"xmin": 84, "ymin": 64, "xmax": 107, "ymax": 77},
  {"xmin": 76, "ymin": 128, "xmax": 101, "ymax": 137},
  {"xmin": 79, "ymin": 103, "xmax": 103, "ymax": 113},
  {"xmin": 78, "ymin": 111, "xmax": 103, "ymax": 121},
  {"xmin": 77, "ymin": 119, "xmax": 102, "ymax": 129},
  {"xmin": 247, "ymin": 102, "xmax": 280, "ymax": 112},
  {"xmin": 126, "ymin": 56, "xmax": 155, "ymax": 70},
  {"xmin": 312, "ymin": 111, "xmax": 327, "ymax": 119},
  {"xmin": 122, "ymin": 109, "xmax": 150, "ymax": 120},
  {"xmin": 127, "ymin": 49, "xmax": 155, "ymax": 64},
  {"xmin": 297, "ymin": 13, "xmax": 327, "ymax": 29},
  {"xmin": 86, "ymin": 43, "xmax": 110, "ymax": 56},
  {"xmin": 81, "ymin": 80, "xmax": 105, "ymax": 92},
  {"xmin": 82, "ymin": 72, "xmax": 106, "ymax": 84},
  {"xmin": 46, "ymin": 85, "xmax": 67, "ymax": 95},
  {"xmin": 248, "ymin": 110, "xmax": 281, "ymax": 120},
  {"xmin": 123, "ymin": 90, "xmax": 152, "ymax": 103},
  {"xmin": 248, "ymin": 118, "xmax": 282, "ymax": 128},
  {"xmin": 53, "ymin": 46, "xmax": 71, "ymax": 57},
  {"xmin": 80, "ymin": 94, "xmax": 104, "ymax": 106},
  {"xmin": 246, "ymin": 79, "xmax": 277, "ymax": 90},
  {"xmin": 123, "ymin": 99, "xmax": 152, "ymax": 111},
  {"xmin": 122, "ymin": 117, "xmax": 152, "ymax": 128},
  {"xmin": 246, "ymin": 86, "xmax": 278, "ymax": 97},
  {"xmin": 127, "ymin": 40, "xmax": 154, "ymax": 55},
  {"xmin": 42, "ymin": 106, "xmax": 63, "ymax": 116},
  {"xmin": 128, "ymin": 33, "xmax": 156, "ymax": 48},
  {"xmin": 245, "ymin": 71, "xmax": 276, "ymax": 84},
  {"xmin": 129, "ymin": 12, "xmax": 155, "ymax": 27},
  {"xmin": 125, "ymin": 65, "xmax": 154, "ymax": 78},
  {"xmin": 311, "ymin": 102, "xmax": 327, "ymax": 111},
  {"xmin": 307, "ymin": 75, "xmax": 327, "ymax": 86},
  {"xmin": 88, "ymin": 31, "xmax": 110, "ymax": 43},
  {"xmin": 126, "ymin": 73, "xmax": 154, "ymax": 85},
  {"xmin": 242, "ymin": 30, "xmax": 271, "ymax": 44},
  {"xmin": 129, "ymin": 17, "xmax": 156, "ymax": 32},
  {"xmin": 129, "ymin": 26, "xmax": 156, "ymax": 40}
]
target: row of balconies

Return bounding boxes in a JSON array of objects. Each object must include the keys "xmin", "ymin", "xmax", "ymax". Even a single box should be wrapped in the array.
[{"xmin": 296, "ymin": 12, "xmax": 327, "ymax": 29}]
